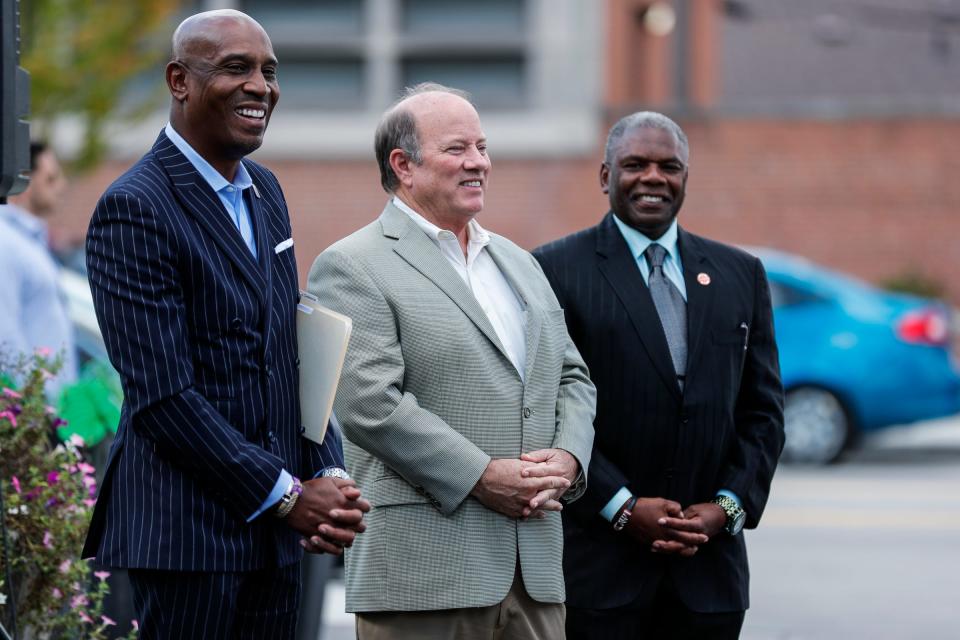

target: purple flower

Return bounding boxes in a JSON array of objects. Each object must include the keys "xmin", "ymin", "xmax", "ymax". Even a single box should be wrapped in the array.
[
  {"xmin": 68, "ymin": 434, "xmax": 84, "ymax": 447},
  {"xmin": 35, "ymin": 346, "xmax": 52, "ymax": 357},
  {"xmin": 2, "ymin": 388, "xmax": 22, "ymax": 399},
  {"xmin": 77, "ymin": 462, "xmax": 96, "ymax": 476},
  {"xmin": 78, "ymin": 611, "xmax": 93, "ymax": 624},
  {"xmin": 51, "ymin": 417, "xmax": 66, "ymax": 429},
  {"xmin": 58, "ymin": 559, "xmax": 72, "ymax": 574},
  {"xmin": 51, "ymin": 587, "xmax": 63, "ymax": 599},
  {"xmin": 101, "ymin": 615, "xmax": 117, "ymax": 626},
  {"xmin": 43, "ymin": 530, "xmax": 53, "ymax": 549},
  {"xmin": 132, "ymin": 620, "xmax": 139, "ymax": 631},
  {"xmin": 83, "ymin": 498, "xmax": 96, "ymax": 508},
  {"xmin": 47, "ymin": 471, "xmax": 59, "ymax": 485},
  {"xmin": 45, "ymin": 497, "xmax": 59, "ymax": 508},
  {"xmin": 0, "ymin": 411, "xmax": 17, "ymax": 428},
  {"xmin": 94, "ymin": 570, "xmax": 111, "ymax": 582},
  {"xmin": 10, "ymin": 476, "xmax": 20, "ymax": 494},
  {"xmin": 70, "ymin": 594, "xmax": 89, "ymax": 609}
]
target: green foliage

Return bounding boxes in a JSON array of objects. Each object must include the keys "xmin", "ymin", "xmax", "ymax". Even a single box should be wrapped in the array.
[
  {"xmin": 0, "ymin": 351, "xmax": 137, "ymax": 638},
  {"xmin": 20, "ymin": 0, "xmax": 181, "ymax": 170},
  {"xmin": 880, "ymin": 268, "xmax": 947, "ymax": 301}
]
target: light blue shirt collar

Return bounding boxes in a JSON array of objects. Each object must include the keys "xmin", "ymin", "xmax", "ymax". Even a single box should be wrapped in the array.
[
  {"xmin": 612, "ymin": 214, "xmax": 681, "ymax": 266},
  {"xmin": 612, "ymin": 214, "xmax": 686, "ymax": 299},
  {"xmin": 0, "ymin": 203, "xmax": 48, "ymax": 245},
  {"xmin": 164, "ymin": 123, "xmax": 253, "ymax": 193}
]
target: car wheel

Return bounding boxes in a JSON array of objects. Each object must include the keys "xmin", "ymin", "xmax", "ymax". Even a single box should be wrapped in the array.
[{"xmin": 782, "ymin": 387, "xmax": 852, "ymax": 464}]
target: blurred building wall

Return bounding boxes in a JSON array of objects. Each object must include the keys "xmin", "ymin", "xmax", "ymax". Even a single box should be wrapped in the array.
[{"xmin": 54, "ymin": 0, "xmax": 960, "ymax": 301}]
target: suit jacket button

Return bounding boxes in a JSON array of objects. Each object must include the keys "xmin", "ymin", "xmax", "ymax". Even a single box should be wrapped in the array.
[
  {"xmin": 523, "ymin": 407, "xmax": 532, "ymax": 418},
  {"xmin": 267, "ymin": 431, "xmax": 277, "ymax": 443},
  {"xmin": 230, "ymin": 317, "xmax": 242, "ymax": 331},
  {"xmin": 299, "ymin": 425, "xmax": 306, "ymax": 435}
]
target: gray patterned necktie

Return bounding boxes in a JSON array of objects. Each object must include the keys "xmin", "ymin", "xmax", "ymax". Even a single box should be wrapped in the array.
[{"xmin": 644, "ymin": 243, "xmax": 687, "ymax": 387}]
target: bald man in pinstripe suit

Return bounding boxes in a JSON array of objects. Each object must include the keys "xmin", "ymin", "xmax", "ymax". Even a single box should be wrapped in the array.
[{"xmin": 81, "ymin": 10, "xmax": 368, "ymax": 638}]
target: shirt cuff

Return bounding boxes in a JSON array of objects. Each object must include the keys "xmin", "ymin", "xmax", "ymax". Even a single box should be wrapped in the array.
[
  {"xmin": 247, "ymin": 468, "xmax": 293, "ymax": 522},
  {"xmin": 716, "ymin": 489, "xmax": 742, "ymax": 509},
  {"xmin": 600, "ymin": 486, "xmax": 634, "ymax": 522}
]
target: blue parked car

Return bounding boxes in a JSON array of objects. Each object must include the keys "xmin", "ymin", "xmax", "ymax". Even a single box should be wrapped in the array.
[{"xmin": 751, "ymin": 248, "xmax": 960, "ymax": 464}]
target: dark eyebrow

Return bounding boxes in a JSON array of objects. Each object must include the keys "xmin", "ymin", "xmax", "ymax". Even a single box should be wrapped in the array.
[
  {"xmin": 214, "ymin": 52, "xmax": 278, "ymax": 67},
  {"xmin": 620, "ymin": 154, "xmax": 683, "ymax": 165}
]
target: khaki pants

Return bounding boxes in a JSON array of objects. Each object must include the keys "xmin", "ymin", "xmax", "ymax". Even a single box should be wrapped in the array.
[{"xmin": 356, "ymin": 566, "xmax": 565, "ymax": 640}]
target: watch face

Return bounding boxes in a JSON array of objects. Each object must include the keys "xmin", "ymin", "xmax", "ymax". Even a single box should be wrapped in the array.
[{"xmin": 729, "ymin": 510, "xmax": 746, "ymax": 536}]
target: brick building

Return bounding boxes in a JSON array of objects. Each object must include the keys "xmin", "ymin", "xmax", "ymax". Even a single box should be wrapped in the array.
[{"xmin": 52, "ymin": 0, "xmax": 960, "ymax": 300}]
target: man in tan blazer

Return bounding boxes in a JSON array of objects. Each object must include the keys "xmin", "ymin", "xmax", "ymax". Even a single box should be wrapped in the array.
[{"xmin": 308, "ymin": 83, "xmax": 596, "ymax": 639}]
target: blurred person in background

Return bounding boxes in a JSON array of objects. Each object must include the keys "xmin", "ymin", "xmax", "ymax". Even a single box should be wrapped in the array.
[
  {"xmin": 0, "ymin": 141, "xmax": 77, "ymax": 395},
  {"xmin": 534, "ymin": 112, "xmax": 785, "ymax": 640},
  {"xmin": 81, "ymin": 9, "xmax": 368, "ymax": 638},
  {"xmin": 309, "ymin": 83, "xmax": 595, "ymax": 640}
]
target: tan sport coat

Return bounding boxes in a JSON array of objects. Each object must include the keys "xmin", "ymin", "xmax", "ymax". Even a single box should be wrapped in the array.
[{"xmin": 307, "ymin": 201, "xmax": 595, "ymax": 612}]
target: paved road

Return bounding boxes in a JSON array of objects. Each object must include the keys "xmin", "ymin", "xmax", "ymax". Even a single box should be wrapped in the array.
[
  {"xmin": 312, "ymin": 415, "xmax": 960, "ymax": 640},
  {"xmin": 743, "ymin": 415, "xmax": 960, "ymax": 640}
]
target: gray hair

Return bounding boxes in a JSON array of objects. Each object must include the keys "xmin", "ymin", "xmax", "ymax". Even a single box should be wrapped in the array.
[
  {"xmin": 604, "ymin": 111, "xmax": 689, "ymax": 165},
  {"xmin": 374, "ymin": 82, "xmax": 473, "ymax": 193}
]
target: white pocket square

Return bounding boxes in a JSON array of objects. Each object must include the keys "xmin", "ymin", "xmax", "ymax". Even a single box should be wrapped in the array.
[{"xmin": 274, "ymin": 238, "xmax": 294, "ymax": 254}]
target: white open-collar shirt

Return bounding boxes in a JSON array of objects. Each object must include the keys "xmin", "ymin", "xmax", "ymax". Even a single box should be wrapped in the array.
[{"xmin": 393, "ymin": 196, "xmax": 528, "ymax": 381}]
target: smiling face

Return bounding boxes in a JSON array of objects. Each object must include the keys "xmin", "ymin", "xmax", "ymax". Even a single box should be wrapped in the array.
[
  {"xmin": 391, "ymin": 92, "xmax": 490, "ymax": 231},
  {"xmin": 167, "ymin": 14, "xmax": 279, "ymax": 179},
  {"xmin": 602, "ymin": 125, "xmax": 688, "ymax": 240}
]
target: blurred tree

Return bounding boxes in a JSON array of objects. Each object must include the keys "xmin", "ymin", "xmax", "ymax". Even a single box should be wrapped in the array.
[
  {"xmin": 881, "ymin": 268, "xmax": 947, "ymax": 300},
  {"xmin": 21, "ymin": 0, "xmax": 181, "ymax": 170}
]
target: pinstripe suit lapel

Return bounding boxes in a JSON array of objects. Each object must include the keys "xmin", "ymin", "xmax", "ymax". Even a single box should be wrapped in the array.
[
  {"xmin": 246, "ymin": 177, "xmax": 274, "ymax": 343},
  {"xmin": 678, "ymin": 227, "xmax": 715, "ymax": 391},
  {"xmin": 485, "ymin": 239, "xmax": 543, "ymax": 383},
  {"xmin": 595, "ymin": 212, "xmax": 681, "ymax": 401},
  {"xmin": 380, "ymin": 203, "xmax": 511, "ymax": 363},
  {"xmin": 154, "ymin": 134, "xmax": 267, "ymax": 307}
]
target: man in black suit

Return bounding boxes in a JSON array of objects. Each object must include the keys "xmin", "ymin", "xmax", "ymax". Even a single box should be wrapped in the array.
[
  {"xmin": 534, "ymin": 112, "xmax": 784, "ymax": 639},
  {"xmin": 83, "ymin": 10, "xmax": 368, "ymax": 638}
]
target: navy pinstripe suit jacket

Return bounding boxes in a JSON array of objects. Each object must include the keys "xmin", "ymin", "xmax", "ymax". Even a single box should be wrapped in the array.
[
  {"xmin": 82, "ymin": 131, "xmax": 344, "ymax": 571},
  {"xmin": 534, "ymin": 213, "xmax": 784, "ymax": 613}
]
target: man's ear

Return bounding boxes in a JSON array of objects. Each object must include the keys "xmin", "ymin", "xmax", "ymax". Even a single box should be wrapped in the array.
[
  {"xmin": 599, "ymin": 162, "xmax": 610, "ymax": 194},
  {"xmin": 166, "ymin": 61, "xmax": 189, "ymax": 102},
  {"xmin": 389, "ymin": 148, "xmax": 414, "ymax": 187}
]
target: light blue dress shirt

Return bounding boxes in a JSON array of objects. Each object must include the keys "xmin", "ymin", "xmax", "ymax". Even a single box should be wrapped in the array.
[
  {"xmin": 0, "ymin": 204, "xmax": 78, "ymax": 399},
  {"xmin": 164, "ymin": 124, "xmax": 292, "ymax": 520},
  {"xmin": 599, "ymin": 216, "xmax": 741, "ymax": 522},
  {"xmin": 164, "ymin": 123, "xmax": 257, "ymax": 258}
]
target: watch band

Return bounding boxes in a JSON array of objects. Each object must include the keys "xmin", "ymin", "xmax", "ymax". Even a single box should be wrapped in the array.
[
  {"xmin": 274, "ymin": 476, "xmax": 303, "ymax": 519},
  {"xmin": 612, "ymin": 496, "xmax": 638, "ymax": 532},
  {"xmin": 320, "ymin": 467, "xmax": 351, "ymax": 481},
  {"xmin": 710, "ymin": 494, "xmax": 746, "ymax": 535}
]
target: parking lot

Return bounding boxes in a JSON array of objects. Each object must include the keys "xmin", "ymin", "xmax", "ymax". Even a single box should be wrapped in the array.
[{"xmin": 312, "ymin": 413, "xmax": 960, "ymax": 640}]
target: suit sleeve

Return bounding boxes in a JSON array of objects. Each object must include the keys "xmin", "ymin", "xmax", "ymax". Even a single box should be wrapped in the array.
[
  {"xmin": 528, "ymin": 254, "xmax": 596, "ymax": 502},
  {"xmin": 533, "ymin": 247, "xmax": 618, "ymax": 519},
  {"xmin": 86, "ymin": 190, "xmax": 286, "ymax": 518},
  {"xmin": 718, "ymin": 257, "xmax": 785, "ymax": 528},
  {"xmin": 302, "ymin": 414, "xmax": 347, "ymax": 475},
  {"xmin": 308, "ymin": 248, "xmax": 491, "ymax": 515}
]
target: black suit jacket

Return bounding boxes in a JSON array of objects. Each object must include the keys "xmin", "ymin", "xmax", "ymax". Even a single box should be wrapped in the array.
[
  {"xmin": 82, "ymin": 131, "xmax": 344, "ymax": 571},
  {"xmin": 534, "ymin": 212, "xmax": 784, "ymax": 613}
]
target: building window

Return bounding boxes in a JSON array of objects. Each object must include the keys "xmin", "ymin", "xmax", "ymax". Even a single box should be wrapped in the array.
[{"xmin": 108, "ymin": 0, "xmax": 601, "ymax": 159}]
